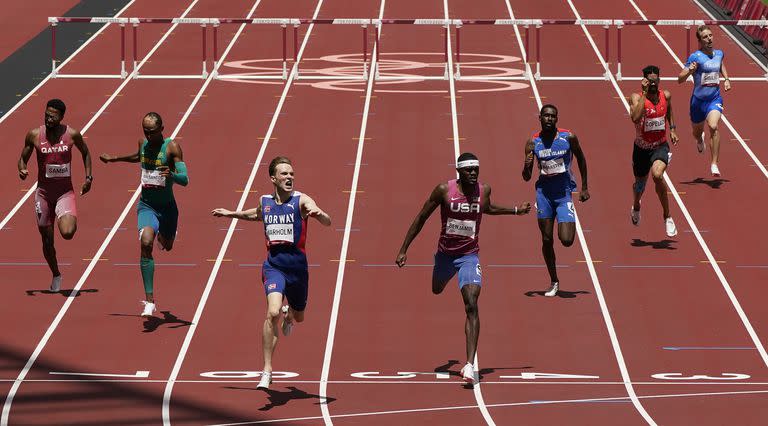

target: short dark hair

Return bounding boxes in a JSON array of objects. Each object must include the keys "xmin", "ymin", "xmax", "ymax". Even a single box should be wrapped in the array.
[
  {"xmin": 457, "ymin": 152, "xmax": 478, "ymax": 163},
  {"xmin": 143, "ymin": 112, "xmax": 163, "ymax": 128},
  {"xmin": 268, "ymin": 156, "xmax": 292, "ymax": 176},
  {"xmin": 540, "ymin": 104, "xmax": 558, "ymax": 116},
  {"xmin": 642, "ymin": 65, "xmax": 660, "ymax": 78},
  {"xmin": 46, "ymin": 99, "xmax": 66, "ymax": 115},
  {"xmin": 696, "ymin": 25, "xmax": 711, "ymax": 40}
]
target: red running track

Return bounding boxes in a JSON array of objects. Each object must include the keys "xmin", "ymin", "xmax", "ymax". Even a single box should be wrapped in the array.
[{"xmin": 2, "ymin": 0, "xmax": 768, "ymax": 424}]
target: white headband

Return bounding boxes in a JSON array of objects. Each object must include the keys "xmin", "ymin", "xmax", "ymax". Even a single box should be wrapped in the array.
[{"xmin": 456, "ymin": 159, "xmax": 480, "ymax": 169}]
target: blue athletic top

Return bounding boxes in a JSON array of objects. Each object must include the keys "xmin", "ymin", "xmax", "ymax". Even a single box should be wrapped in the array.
[
  {"xmin": 532, "ymin": 128, "xmax": 576, "ymax": 192},
  {"xmin": 261, "ymin": 191, "xmax": 307, "ymax": 269},
  {"xmin": 685, "ymin": 49, "xmax": 724, "ymax": 101}
]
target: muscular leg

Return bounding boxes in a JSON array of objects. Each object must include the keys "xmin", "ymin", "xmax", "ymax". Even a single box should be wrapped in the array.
[
  {"xmin": 558, "ymin": 222, "xmax": 576, "ymax": 247},
  {"xmin": 650, "ymin": 160, "xmax": 671, "ymax": 219},
  {"xmin": 706, "ymin": 110, "xmax": 722, "ymax": 165},
  {"xmin": 692, "ymin": 121, "xmax": 705, "ymax": 151},
  {"xmin": 38, "ymin": 225, "xmax": 60, "ymax": 278},
  {"xmin": 262, "ymin": 292, "xmax": 284, "ymax": 373},
  {"xmin": 461, "ymin": 284, "xmax": 481, "ymax": 364},
  {"xmin": 538, "ymin": 219, "xmax": 558, "ymax": 283},
  {"xmin": 633, "ymin": 175, "xmax": 648, "ymax": 211},
  {"xmin": 57, "ymin": 214, "xmax": 77, "ymax": 240},
  {"xmin": 432, "ymin": 276, "xmax": 451, "ymax": 295},
  {"xmin": 156, "ymin": 233, "xmax": 175, "ymax": 251},
  {"xmin": 140, "ymin": 226, "xmax": 156, "ymax": 303}
]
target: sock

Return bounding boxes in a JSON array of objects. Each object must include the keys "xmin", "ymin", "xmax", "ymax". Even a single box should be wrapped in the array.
[{"xmin": 140, "ymin": 257, "xmax": 155, "ymax": 295}]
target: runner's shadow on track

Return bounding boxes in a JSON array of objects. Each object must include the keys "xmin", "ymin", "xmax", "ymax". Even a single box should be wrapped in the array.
[
  {"xmin": 223, "ymin": 386, "xmax": 336, "ymax": 411},
  {"xmin": 524, "ymin": 290, "xmax": 590, "ymax": 299},
  {"xmin": 435, "ymin": 360, "xmax": 533, "ymax": 388},
  {"xmin": 680, "ymin": 177, "xmax": 730, "ymax": 189},
  {"xmin": 631, "ymin": 238, "xmax": 677, "ymax": 250},
  {"xmin": 26, "ymin": 288, "xmax": 99, "ymax": 298},
  {"xmin": 108, "ymin": 311, "xmax": 193, "ymax": 333}
]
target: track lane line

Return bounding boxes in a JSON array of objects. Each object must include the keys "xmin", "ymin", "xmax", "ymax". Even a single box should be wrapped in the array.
[
  {"xmin": 500, "ymin": 0, "xmax": 657, "ymax": 424},
  {"xmin": 159, "ymin": 1, "xmax": 329, "ymax": 424},
  {"xmin": 318, "ymin": 0, "xmax": 386, "ymax": 424},
  {"xmin": 567, "ymin": 0, "xmax": 768, "ymax": 372}
]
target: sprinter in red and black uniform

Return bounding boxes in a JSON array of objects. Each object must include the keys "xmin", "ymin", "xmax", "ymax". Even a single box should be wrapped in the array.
[
  {"xmin": 17, "ymin": 99, "xmax": 92, "ymax": 292},
  {"xmin": 629, "ymin": 65, "xmax": 680, "ymax": 238}
]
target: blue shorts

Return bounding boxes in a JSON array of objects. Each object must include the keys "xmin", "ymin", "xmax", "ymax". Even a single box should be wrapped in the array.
[
  {"xmin": 433, "ymin": 252, "xmax": 482, "ymax": 289},
  {"xmin": 689, "ymin": 95, "xmax": 723, "ymax": 123},
  {"xmin": 137, "ymin": 199, "xmax": 178, "ymax": 240},
  {"xmin": 535, "ymin": 186, "xmax": 575, "ymax": 223},
  {"xmin": 262, "ymin": 261, "xmax": 309, "ymax": 311}
]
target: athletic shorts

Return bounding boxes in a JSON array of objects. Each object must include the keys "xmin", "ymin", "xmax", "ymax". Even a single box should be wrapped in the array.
[
  {"xmin": 262, "ymin": 260, "xmax": 309, "ymax": 311},
  {"xmin": 535, "ymin": 186, "xmax": 575, "ymax": 223},
  {"xmin": 432, "ymin": 251, "xmax": 482, "ymax": 289},
  {"xmin": 35, "ymin": 187, "xmax": 76, "ymax": 227},
  {"xmin": 689, "ymin": 95, "xmax": 723, "ymax": 124},
  {"xmin": 137, "ymin": 199, "xmax": 178, "ymax": 240},
  {"xmin": 632, "ymin": 142, "xmax": 671, "ymax": 178}
]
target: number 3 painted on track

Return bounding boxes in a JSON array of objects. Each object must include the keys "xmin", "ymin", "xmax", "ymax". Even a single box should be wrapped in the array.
[{"xmin": 651, "ymin": 372, "xmax": 751, "ymax": 380}]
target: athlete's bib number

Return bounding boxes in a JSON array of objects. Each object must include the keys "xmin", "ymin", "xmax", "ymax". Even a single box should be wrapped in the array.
[
  {"xmin": 701, "ymin": 71, "xmax": 720, "ymax": 86},
  {"xmin": 539, "ymin": 158, "xmax": 566, "ymax": 175},
  {"xmin": 45, "ymin": 163, "xmax": 71, "ymax": 178},
  {"xmin": 141, "ymin": 169, "xmax": 166, "ymax": 188},
  {"xmin": 644, "ymin": 116, "xmax": 666, "ymax": 132},
  {"xmin": 266, "ymin": 223, "xmax": 294, "ymax": 243},
  {"xmin": 446, "ymin": 218, "xmax": 476, "ymax": 238}
]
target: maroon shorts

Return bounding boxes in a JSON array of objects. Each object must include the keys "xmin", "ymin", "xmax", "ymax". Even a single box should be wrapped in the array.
[{"xmin": 35, "ymin": 187, "xmax": 76, "ymax": 227}]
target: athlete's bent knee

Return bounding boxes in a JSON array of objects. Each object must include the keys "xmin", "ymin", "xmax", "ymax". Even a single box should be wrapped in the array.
[
  {"xmin": 633, "ymin": 179, "xmax": 647, "ymax": 194},
  {"xmin": 464, "ymin": 301, "xmax": 478, "ymax": 317},
  {"xmin": 561, "ymin": 237, "xmax": 574, "ymax": 247}
]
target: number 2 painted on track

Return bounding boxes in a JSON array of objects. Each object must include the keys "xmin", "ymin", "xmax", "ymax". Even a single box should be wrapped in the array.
[{"xmin": 652, "ymin": 372, "xmax": 751, "ymax": 380}]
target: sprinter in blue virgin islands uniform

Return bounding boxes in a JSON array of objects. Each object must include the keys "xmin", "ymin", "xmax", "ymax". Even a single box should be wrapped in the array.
[
  {"xmin": 523, "ymin": 104, "xmax": 589, "ymax": 298},
  {"xmin": 212, "ymin": 156, "xmax": 331, "ymax": 390},
  {"xmin": 677, "ymin": 25, "xmax": 731, "ymax": 177}
]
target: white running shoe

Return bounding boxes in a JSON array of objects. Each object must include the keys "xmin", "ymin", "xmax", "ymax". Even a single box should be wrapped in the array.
[
  {"xmin": 50, "ymin": 275, "xmax": 62, "ymax": 292},
  {"xmin": 711, "ymin": 164, "xmax": 721, "ymax": 177},
  {"xmin": 281, "ymin": 305, "xmax": 292, "ymax": 337},
  {"xmin": 140, "ymin": 301, "xmax": 156, "ymax": 317},
  {"xmin": 696, "ymin": 135, "xmax": 705, "ymax": 153},
  {"xmin": 665, "ymin": 217, "xmax": 678, "ymax": 237},
  {"xmin": 630, "ymin": 206, "xmax": 641, "ymax": 226},
  {"xmin": 460, "ymin": 363, "xmax": 477, "ymax": 385},
  {"xmin": 257, "ymin": 371, "xmax": 272, "ymax": 389},
  {"xmin": 544, "ymin": 282, "xmax": 559, "ymax": 297}
]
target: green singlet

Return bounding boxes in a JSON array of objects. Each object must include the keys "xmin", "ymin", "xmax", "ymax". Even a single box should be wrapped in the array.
[{"xmin": 139, "ymin": 138, "xmax": 175, "ymax": 205}]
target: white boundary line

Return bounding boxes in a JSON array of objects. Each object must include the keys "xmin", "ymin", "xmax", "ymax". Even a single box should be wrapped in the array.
[
  {"xmin": 210, "ymin": 388, "xmax": 768, "ymax": 425},
  {"xmin": 0, "ymin": 0, "xmax": 207, "ymax": 424},
  {"xmin": 617, "ymin": 0, "xmax": 768, "ymax": 368},
  {"xmin": 160, "ymin": 0, "xmax": 328, "ymax": 424},
  {"xmin": 3, "ymin": 378, "xmax": 768, "ymax": 385},
  {"xmin": 317, "ymin": 0, "xmax": 385, "ymax": 424},
  {"xmin": 444, "ymin": 0, "xmax": 494, "ymax": 424},
  {"xmin": 624, "ymin": 0, "xmax": 768, "ymax": 181},
  {"xmin": 503, "ymin": 0, "xmax": 657, "ymax": 425},
  {"xmin": 0, "ymin": 0, "xmax": 138, "ymax": 126}
]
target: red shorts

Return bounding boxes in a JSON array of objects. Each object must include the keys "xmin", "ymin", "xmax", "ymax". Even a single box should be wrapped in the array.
[{"xmin": 35, "ymin": 187, "xmax": 76, "ymax": 227}]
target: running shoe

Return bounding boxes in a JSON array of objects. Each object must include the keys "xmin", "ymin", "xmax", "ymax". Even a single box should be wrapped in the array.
[
  {"xmin": 257, "ymin": 371, "xmax": 272, "ymax": 390},
  {"xmin": 544, "ymin": 282, "xmax": 559, "ymax": 297},
  {"xmin": 711, "ymin": 164, "xmax": 721, "ymax": 177},
  {"xmin": 281, "ymin": 305, "xmax": 292, "ymax": 337},
  {"xmin": 460, "ymin": 363, "xmax": 477, "ymax": 385},
  {"xmin": 50, "ymin": 275, "xmax": 62, "ymax": 292},
  {"xmin": 630, "ymin": 206, "xmax": 641, "ymax": 226},
  {"xmin": 665, "ymin": 217, "xmax": 678, "ymax": 237},
  {"xmin": 140, "ymin": 301, "xmax": 156, "ymax": 318}
]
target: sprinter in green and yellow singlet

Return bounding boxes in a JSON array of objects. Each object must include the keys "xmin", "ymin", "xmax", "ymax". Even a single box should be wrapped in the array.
[{"xmin": 100, "ymin": 112, "xmax": 189, "ymax": 318}]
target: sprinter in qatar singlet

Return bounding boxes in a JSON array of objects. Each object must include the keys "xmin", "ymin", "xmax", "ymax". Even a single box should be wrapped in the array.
[{"xmin": 35, "ymin": 125, "xmax": 77, "ymax": 226}]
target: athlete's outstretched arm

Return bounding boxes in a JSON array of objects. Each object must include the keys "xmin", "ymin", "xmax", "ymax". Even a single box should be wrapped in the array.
[
  {"xmin": 71, "ymin": 129, "xmax": 93, "ymax": 195},
  {"xmin": 522, "ymin": 138, "xmax": 535, "ymax": 181},
  {"xmin": 395, "ymin": 184, "xmax": 444, "ymax": 267},
  {"xmin": 664, "ymin": 90, "xmax": 679, "ymax": 146},
  {"xmin": 99, "ymin": 139, "xmax": 141, "ymax": 164},
  {"xmin": 483, "ymin": 185, "xmax": 531, "ymax": 215},
  {"xmin": 569, "ymin": 133, "xmax": 590, "ymax": 202},
  {"xmin": 300, "ymin": 194, "xmax": 331, "ymax": 226},
  {"xmin": 17, "ymin": 129, "xmax": 36, "ymax": 180},
  {"xmin": 721, "ymin": 61, "xmax": 731, "ymax": 91},
  {"xmin": 212, "ymin": 201, "xmax": 262, "ymax": 222}
]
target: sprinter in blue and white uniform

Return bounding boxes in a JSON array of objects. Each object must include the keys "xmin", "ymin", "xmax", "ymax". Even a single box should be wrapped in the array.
[{"xmin": 212, "ymin": 156, "xmax": 331, "ymax": 390}]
